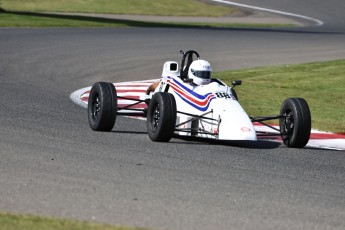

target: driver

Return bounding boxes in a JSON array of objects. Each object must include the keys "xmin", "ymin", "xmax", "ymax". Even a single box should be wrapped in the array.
[
  {"xmin": 188, "ymin": 59, "xmax": 212, "ymax": 86},
  {"xmin": 145, "ymin": 59, "xmax": 213, "ymax": 94}
]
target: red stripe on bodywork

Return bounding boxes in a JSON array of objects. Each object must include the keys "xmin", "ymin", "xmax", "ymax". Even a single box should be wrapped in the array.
[{"xmin": 169, "ymin": 82, "xmax": 214, "ymax": 107}]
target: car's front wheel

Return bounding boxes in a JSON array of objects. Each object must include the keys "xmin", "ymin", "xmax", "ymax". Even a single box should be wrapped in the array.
[
  {"xmin": 147, "ymin": 93, "xmax": 176, "ymax": 142},
  {"xmin": 88, "ymin": 82, "xmax": 117, "ymax": 131},
  {"xmin": 279, "ymin": 98, "xmax": 311, "ymax": 148}
]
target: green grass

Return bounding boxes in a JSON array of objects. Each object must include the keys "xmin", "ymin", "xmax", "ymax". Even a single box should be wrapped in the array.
[
  {"xmin": 1, "ymin": 0, "xmax": 235, "ymax": 17},
  {"xmin": 0, "ymin": 212, "xmax": 147, "ymax": 230},
  {"xmin": 215, "ymin": 59, "xmax": 345, "ymax": 133},
  {"xmin": 0, "ymin": 0, "xmax": 297, "ymax": 28},
  {"xmin": 0, "ymin": 11, "xmax": 157, "ymax": 27},
  {"xmin": 0, "ymin": 11, "xmax": 296, "ymax": 28}
]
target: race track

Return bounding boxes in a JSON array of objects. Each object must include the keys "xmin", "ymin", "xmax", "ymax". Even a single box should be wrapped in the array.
[{"xmin": 1, "ymin": 1, "xmax": 345, "ymax": 229}]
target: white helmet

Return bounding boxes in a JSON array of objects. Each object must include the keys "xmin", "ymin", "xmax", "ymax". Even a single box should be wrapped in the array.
[{"xmin": 188, "ymin": 60, "xmax": 213, "ymax": 85}]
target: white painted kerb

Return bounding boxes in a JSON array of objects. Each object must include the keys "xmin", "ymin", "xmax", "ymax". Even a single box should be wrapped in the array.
[{"xmin": 212, "ymin": 0, "xmax": 324, "ymax": 26}]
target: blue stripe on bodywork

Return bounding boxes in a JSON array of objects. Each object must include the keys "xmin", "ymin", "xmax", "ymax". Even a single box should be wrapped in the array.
[
  {"xmin": 175, "ymin": 91, "xmax": 216, "ymax": 112},
  {"xmin": 172, "ymin": 78, "xmax": 212, "ymax": 99}
]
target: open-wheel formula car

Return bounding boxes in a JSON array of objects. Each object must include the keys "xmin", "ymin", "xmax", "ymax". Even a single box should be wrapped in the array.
[{"xmin": 87, "ymin": 50, "xmax": 311, "ymax": 148}]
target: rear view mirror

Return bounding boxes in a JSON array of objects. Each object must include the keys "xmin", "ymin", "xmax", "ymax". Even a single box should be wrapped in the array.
[{"xmin": 232, "ymin": 80, "xmax": 242, "ymax": 87}]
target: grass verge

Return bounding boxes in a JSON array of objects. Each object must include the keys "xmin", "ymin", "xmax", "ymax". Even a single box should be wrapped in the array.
[
  {"xmin": 215, "ymin": 59, "xmax": 345, "ymax": 133},
  {"xmin": 1, "ymin": 0, "xmax": 235, "ymax": 17},
  {"xmin": 0, "ymin": 212, "xmax": 147, "ymax": 230},
  {"xmin": 0, "ymin": 11, "xmax": 295, "ymax": 28}
]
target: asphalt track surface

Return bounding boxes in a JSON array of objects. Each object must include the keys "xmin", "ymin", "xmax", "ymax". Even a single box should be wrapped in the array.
[{"xmin": 1, "ymin": 1, "xmax": 345, "ymax": 230}]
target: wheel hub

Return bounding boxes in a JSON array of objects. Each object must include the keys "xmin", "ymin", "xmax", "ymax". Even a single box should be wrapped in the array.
[
  {"xmin": 93, "ymin": 96, "xmax": 101, "ymax": 119},
  {"xmin": 153, "ymin": 105, "xmax": 160, "ymax": 128},
  {"xmin": 283, "ymin": 112, "xmax": 294, "ymax": 135}
]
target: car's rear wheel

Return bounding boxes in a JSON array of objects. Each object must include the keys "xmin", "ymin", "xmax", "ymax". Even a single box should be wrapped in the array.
[
  {"xmin": 88, "ymin": 82, "xmax": 117, "ymax": 131},
  {"xmin": 147, "ymin": 93, "xmax": 176, "ymax": 142},
  {"xmin": 279, "ymin": 98, "xmax": 311, "ymax": 148}
]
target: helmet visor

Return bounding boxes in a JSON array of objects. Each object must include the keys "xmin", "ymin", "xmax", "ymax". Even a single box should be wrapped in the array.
[{"xmin": 193, "ymin": 70, "xmax": 212, "ymax": 79}]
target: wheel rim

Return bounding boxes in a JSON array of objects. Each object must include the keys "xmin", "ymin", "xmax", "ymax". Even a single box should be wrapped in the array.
[
  {"xmin": 151, "ymin": 104, "xmax": 160, "ymax": 131},
  {"xmin": 282, "ymin": 110, "xmax": 294, "ymax": 136},
  {"xmin": 92, "ymin": 94, "xmax": 101, "ymax": 121}
]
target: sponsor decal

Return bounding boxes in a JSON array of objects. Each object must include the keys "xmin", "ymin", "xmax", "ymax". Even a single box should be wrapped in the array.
[{"xmin": 241, "ymin": 127, "xmax": 251, "ymax": 132}]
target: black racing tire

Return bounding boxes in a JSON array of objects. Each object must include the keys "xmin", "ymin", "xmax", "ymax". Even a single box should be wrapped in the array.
[
  {"xmin": 147, "ymin": 93, "xmax": 177, "ymax": 142},
  {"xmin": 88, "ymin": 82, "xmax": 117, "ymax": 131},
  {"xmin": 279, "ymin": 98, "xmax": 311, "ymax": 148}
]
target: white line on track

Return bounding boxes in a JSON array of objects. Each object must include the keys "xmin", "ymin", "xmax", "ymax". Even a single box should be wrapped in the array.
[
  {"xmin": 70, "ymin": 86, "xmax": 91, "ymax": 108},
  {"xmin": 212, "ymin": 0, "xmax": 324, "ymax": 26}
]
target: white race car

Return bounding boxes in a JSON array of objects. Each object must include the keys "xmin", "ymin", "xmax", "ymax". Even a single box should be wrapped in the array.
[{"xmin": 87, "ymin": 50, "xmax": 311, "ymax": 148}]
